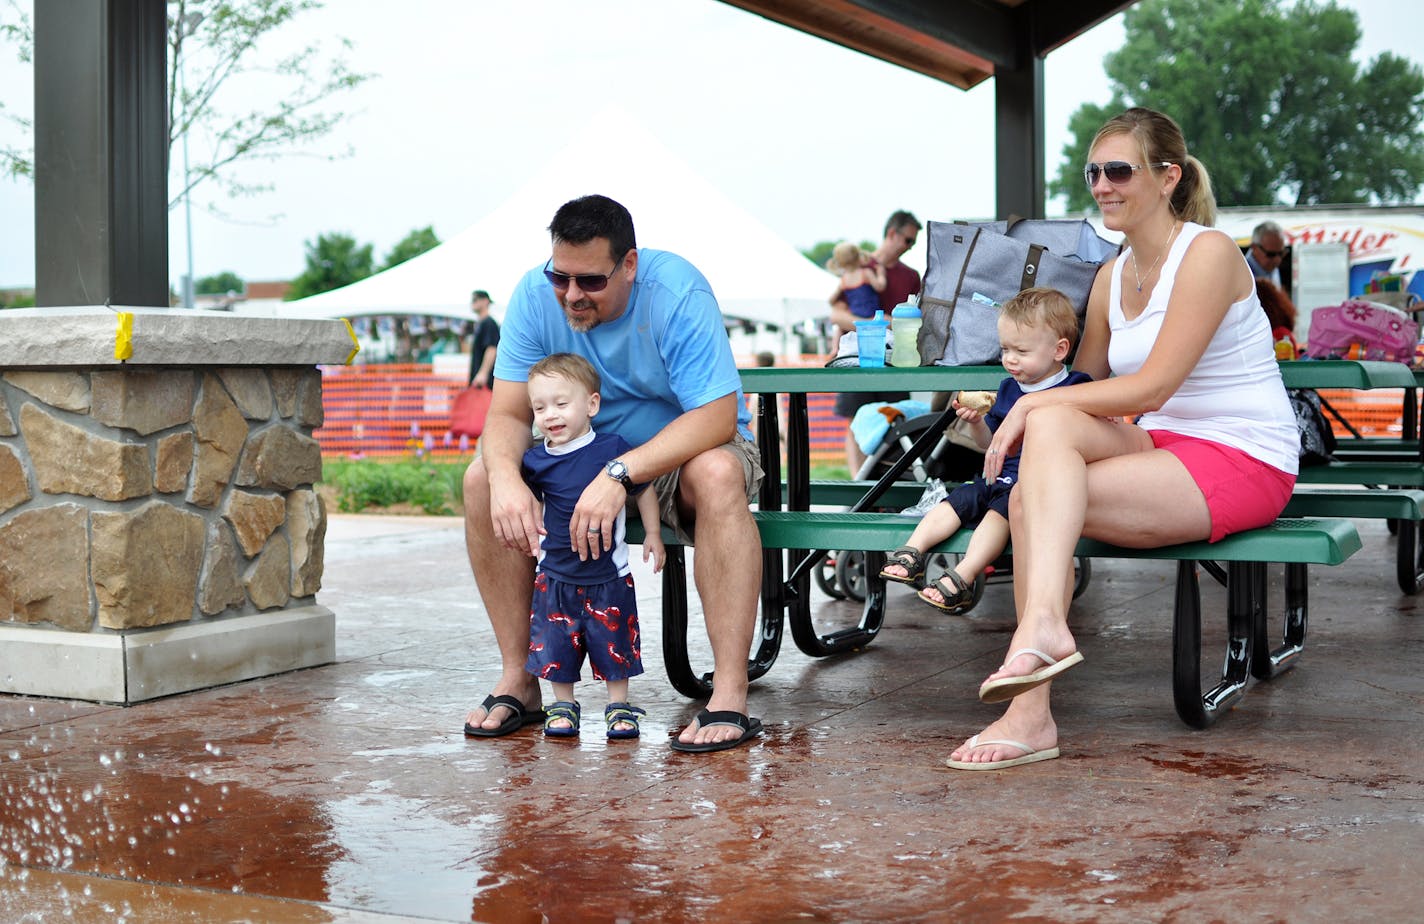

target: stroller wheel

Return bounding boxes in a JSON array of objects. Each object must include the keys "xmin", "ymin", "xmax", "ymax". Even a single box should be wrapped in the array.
[
  {"xmin": 835, "ymin": 549, "xmax": 869, "ymax": 603},
  {"xmin": 814, "ymin": 552, "xmax": 847, "ymax": 600}
]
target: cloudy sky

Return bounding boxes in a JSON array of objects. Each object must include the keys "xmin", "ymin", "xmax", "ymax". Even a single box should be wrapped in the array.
[{"xmin": 0, "ymin": 0, "xmax": 1417, "ymax": 291}]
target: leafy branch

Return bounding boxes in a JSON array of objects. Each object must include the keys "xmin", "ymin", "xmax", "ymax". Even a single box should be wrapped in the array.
[{"xmin": 0, "ymin": 0, "xmax": 373, "ymax": 211}]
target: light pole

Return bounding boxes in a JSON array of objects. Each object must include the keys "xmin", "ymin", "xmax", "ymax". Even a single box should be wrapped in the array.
[
  {"xmin": 181, "ymin": 102, "xmax": 195, "ymax": 309},
  {"xmin": 178, "ymin": 12, "xmax": 202, "ymax": 309}
]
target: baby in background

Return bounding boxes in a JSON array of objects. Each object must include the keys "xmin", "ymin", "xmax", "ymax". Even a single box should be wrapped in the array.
[{"xmin": 826, "ymin": 241, "xmax": 887, "ymax": 321}]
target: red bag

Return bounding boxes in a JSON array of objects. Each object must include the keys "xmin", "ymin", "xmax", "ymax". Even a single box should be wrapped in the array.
[{"xmin": 449, "ymin": 386, "xmax": 493, "ymax": 438}]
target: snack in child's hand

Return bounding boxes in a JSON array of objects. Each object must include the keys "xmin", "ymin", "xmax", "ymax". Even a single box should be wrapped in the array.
[{"xmin": 956, "ymin": 391, "xmax": 995, "ymax": 413}]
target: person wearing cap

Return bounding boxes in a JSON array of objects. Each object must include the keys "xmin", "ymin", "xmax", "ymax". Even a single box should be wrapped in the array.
[{"xmin": 467, "ymin": 290, "xmax": 500, "ymax": 387}]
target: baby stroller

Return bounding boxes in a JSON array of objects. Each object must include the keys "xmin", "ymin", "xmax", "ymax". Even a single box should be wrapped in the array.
[{"xmin": 816, "ymin": 399, "xmax": 1091, "ymax": 610}]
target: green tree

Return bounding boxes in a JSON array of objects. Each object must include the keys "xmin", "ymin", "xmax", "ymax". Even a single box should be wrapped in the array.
[
  {"xmin": 285, "ymin": 232, "xmax": 372, "ymax": 300},
  {"xmin": 1050, "ymin": 0, "xmax": 1424, "ymax": 211},
  {"xmin": 0, "ymin": 0, "xmax": 372, "ymax": 208},
  {"xmin": 381, "ymin": 225, "xmax": 441, "ymax": 271},
  {"xmin": 0, "ymin": 1, "xmax": 31, "ymax": 179},
  {"xmin": 0, "ymin": 288, "xmax": 35, "ymax": 309},
  {"xmin": 195, "ymin": 270, "xmax": 244, "ymax": 295}
]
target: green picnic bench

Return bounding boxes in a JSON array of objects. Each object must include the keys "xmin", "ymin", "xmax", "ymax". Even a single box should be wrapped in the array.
[
  {"xmin": 629, "ymin": 365, "xmax": 1365, "ymax": 730},
  {"xmin": 802, "ymin": 359, "xmax": 1423, "ymax": 596},
  {"xmin": 632, "ymin": 507, "xmax": 1360, "ymax": 730},
  {"xmin": 1329, "ymin": 439, "xmax": 1421, "ymax": 461},
  {"xmin": 1279, "ymin": 360, "xmax": 1424, "ymax": 589},
  {"xmin": 800, "ymin": 478, "xmax": 1424, "ymax": 596}
]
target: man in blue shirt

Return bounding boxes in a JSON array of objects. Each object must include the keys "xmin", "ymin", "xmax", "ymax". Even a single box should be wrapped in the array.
[{"xmin": 461, "ymin": 195, "xmax": 765, "ymax": 752}]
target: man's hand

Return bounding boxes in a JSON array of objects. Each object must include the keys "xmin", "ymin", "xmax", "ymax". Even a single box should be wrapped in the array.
[
  {"xmin": 488, "ymin": 469, "xmax": 544, "ymax": 556},
  {"xmin": 572, "ymin": 475, "xmax": 629, "ymax": 561}
]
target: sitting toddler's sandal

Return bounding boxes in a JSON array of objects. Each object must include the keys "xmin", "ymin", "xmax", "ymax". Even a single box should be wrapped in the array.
[
  {"xmin": 918, "ymin": 570, "xmax": 976, "ymax": 614},
  {"xmin": 879, "ymin": 546, "xmax": 927, "ymax": 586},
  {"xmin": 543, "ymin": 700, "xmax": 581, "ymax": 738},
  {"xmin": 604, "ymin": 702, "xmax": 647, "ymax": 740}
]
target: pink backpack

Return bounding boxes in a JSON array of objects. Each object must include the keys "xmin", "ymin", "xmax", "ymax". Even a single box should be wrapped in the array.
[{"xmin": 1304, "ymin": 300, "xmax": 1419, "ymax": 363}]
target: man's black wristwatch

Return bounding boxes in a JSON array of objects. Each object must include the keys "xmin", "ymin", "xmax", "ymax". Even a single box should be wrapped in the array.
[{"xmin": 604, "ymin": 459, "xmax": 633, "ymax": 491}]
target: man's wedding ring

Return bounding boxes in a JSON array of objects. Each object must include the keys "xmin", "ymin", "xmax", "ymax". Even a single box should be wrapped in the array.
[{"xmin": 587, "ymin": 527, "xmax": 600, "ymax": 533}]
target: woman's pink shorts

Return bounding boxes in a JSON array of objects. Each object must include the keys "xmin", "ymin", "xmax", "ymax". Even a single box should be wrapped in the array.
[{"xmin": 1149, "ymin": 430, "xmax": 1296, "ymax": 543}]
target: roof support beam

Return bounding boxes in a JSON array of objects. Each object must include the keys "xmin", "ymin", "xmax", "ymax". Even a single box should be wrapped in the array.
[
  {"xmin": 717, "ymin": 0, "xmax": 1014, "ymax": 89},
  {"xmin": 34, "ymin": 0, "xmax": 168, "ymax": 307},
  {"xmin": 994, "ymin": 49, "xmax": 1045, "ymax": 220},
  {"xmin": 1027, "ymin": 0, "xmax": 1135, "ymax": 55}
]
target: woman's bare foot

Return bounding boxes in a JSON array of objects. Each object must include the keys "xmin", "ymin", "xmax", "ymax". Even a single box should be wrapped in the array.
[
  {"xmin": 947, "ymin": 700, "xmax": 1057, "ymax": 768},
  {"xmin": 980, "ymin": 617, "xmax": 1079, "ymax": 686}
]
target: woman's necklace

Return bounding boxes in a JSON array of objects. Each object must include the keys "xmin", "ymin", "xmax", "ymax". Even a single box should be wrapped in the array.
[{"xmin": 1131, "ymin": 221, "xmax": 1180, "ymax": 293}]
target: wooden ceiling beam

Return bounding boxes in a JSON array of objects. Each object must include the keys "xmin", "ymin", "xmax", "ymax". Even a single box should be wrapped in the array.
[{"xmin": 717, "ymin": 0, "xmax": 1137, "ymax": 89}]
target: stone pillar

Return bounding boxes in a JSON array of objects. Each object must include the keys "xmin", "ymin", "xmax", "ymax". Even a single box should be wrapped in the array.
[{"xmin": 0, "ymin": 308, "xmax": 356, "ymax": 703}]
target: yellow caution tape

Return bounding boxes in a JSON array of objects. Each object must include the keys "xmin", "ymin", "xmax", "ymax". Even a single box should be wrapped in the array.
[
  {"xmin": 114, "ymin": 312, "xmax": 134, "ymax": 360},
  {"xmin": 341, "ymin": 318, "xmax": 361, "ymax": 365}
]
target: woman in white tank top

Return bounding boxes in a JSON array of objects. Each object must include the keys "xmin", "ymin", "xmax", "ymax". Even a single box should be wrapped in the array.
[{"xmin": 946, "ymin": 108, "xmax": 1299, "ymax": 773}]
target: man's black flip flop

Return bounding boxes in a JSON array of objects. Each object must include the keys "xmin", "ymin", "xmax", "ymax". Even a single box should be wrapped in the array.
[
  {"xmin": 463, "ymin": 694, "xmax": 546, "ymax": 737},
  {"xmin": 669, "ymin": 709, "xmax": 763, "ymax": 753}
]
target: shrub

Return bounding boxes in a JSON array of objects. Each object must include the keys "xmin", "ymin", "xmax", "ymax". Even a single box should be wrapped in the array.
[{"xmin": 323, "ymin": 459, "xmax": 467, "ymax": 516}]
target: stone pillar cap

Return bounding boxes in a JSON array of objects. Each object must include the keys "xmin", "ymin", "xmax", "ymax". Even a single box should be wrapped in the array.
[{"xmin": 0, "ymin": 307, "xmax": 358, "ymax": 367}]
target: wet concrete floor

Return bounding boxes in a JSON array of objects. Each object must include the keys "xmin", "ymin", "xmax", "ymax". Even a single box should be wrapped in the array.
[{"xmin": 2, "ymin": 513, "xmax": 1422, "ymax": 922}]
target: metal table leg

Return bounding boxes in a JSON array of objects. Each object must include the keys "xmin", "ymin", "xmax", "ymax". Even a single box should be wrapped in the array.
[{"xmin": 1172, "ymin": 560, "xmax": 1254, "ymax": 728}]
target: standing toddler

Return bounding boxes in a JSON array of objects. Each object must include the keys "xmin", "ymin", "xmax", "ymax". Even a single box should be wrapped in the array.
[{"xmin": 521, "ymin": 353, "xmax": 665, "ymax": 738}]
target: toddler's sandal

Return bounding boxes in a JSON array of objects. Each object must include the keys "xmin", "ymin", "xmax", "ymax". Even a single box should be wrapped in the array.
[
  {"xmin": 543, "ymin": 700, "xmax": 581, "ymax": 738},
  {"xmin": 604, "ymin": 702, "xmax": 646, "ymax": 740},
  {"xmin": 918, "ymin": 570, "xmax": 975, "ymax": 614},
  {"xmin": 879, "ymin": 546, "xmax": 926, "ymax": 586}
]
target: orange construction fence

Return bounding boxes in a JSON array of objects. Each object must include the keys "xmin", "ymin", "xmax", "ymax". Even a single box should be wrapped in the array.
[
  {"xmin": 317, "ymin": 364, "xmax": 473, "ymax": 459},
  {"xmin": 314, "ymin": 365, "xmax": 1415, "ymax": 462},
  {"xmin": 1317, "ymin": 389, "xmax": 1407, "ymax": 438},
  {"xmin": 314, "ymin": 357, "xmax": 854, "ymax": 463}
]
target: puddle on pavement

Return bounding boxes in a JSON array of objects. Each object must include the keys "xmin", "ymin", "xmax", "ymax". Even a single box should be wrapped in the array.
[
  {"xmin": 0, "ymin": 759, "xmax": 341, "ymax": 902},
  {"xmin": 0, "ymin": 732, "xmax": 727, "ymax": 921}
]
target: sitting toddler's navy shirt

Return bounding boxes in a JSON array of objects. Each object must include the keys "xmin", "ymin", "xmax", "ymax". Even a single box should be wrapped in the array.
[{"xmin": 985, "ymin": 369, "xmax": 1093, "ymax": 483}]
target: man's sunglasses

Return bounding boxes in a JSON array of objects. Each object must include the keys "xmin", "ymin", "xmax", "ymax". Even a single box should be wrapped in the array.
[
  {"xmin": 543, "ymin": 249, "xmax": 630, "ymax": 293},
  {"xmin": 1254, "ymin": 243, "xmax": 1286, "ymax": 258},
  {"xmin": 1083, "ymin": 160, "xmax": 1172, "ymax": 186}
]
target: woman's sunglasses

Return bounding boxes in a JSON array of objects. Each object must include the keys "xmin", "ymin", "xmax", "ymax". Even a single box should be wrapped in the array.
[
  {"xmin": 543, "ymin": 249, "xmax": 630, "ymax": 293},
  {"xmin": 1083, "ymin": 161, "xmax": 1172, "ymax": 187}
]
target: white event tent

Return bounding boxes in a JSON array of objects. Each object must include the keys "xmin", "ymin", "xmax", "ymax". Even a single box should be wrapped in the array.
[{"xmin": 271, "ymin": 114, "xmax": 836, "ymax": 333}]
